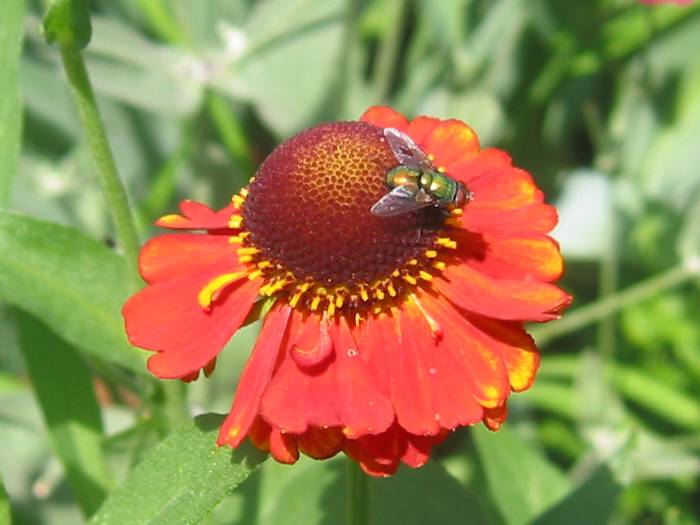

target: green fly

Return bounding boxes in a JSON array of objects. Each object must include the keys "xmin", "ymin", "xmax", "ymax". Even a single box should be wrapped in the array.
[{"xmin": 370, "ymin": 128, "xmax": 472, "ymax": 217}]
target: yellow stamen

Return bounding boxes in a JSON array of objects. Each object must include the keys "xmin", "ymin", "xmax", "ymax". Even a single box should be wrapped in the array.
[
  {"xmin": 335, "ymin": 295, "xmax": 345, "ymax": 308},
  {"xmin": 239, "ymin": 188, "xmax": 249, "ymax": 197},
  {"xmin": 327, "ymin": 301, "xmax": 336, "ymax": 316},
  {"xmin": 403, "ymin": 275, "xmax": 417, "ymax": 285},
  {"xmin": 229, "ymin": 235, "xmax": 243, "ymax": 244},
  {"xmin": 257, "ymin": 261, "xmax": 273, "ymax": 269},
  {"xmin": 437, "ymin": 166, "xmax": 446, "ymax": 173},
  {"xmin": 228, "ymin": 215, "xmax": 243, "ymax": 228},
  {"xmin": 425, "ymin": 250, "xmax": 438, "ymax": 258},
  {"xmin": 419, "ymin": 270, "xmax": 433, "ymax": 281},
  {"xmin": 198, "ymin": 271, "xmax": 247, "ymax": 309},
  {"xmin": 436, "ymin": 237, "xmax": 457, "ymax": 249},
  {"xmin": 248, "ymin": 269, "xmax": 263, "ymax": 281},
  {"xmin": 236, "ymin": 246, "xmax": 259, "ymax": 256},
  {"xmin": 387, "ymin": 283, "xmax": 397, "ymax": 297},
  {"xmin": 231, "ymin": 195, "xmax": 245, "ymax": 208},
  {"xmin": 289, "ymin": 291, "xmax": 304, "ymax": 308},
  {"xmin": 450, "ymin": 208, "xmax": 463, "ymax": 216},
  {"xmin": 360, "ymin": 287, "xmax": 369, "ymax": 302},
  {"xmin": 374, "ymin": 288, "xmax": 385, "ymax": 300},
  {"xmin": 432, "ymin": 261, "xmax": 446, "ymax": 271},
  {"xmin": 238, "ymin": 255, "xmax": 254, "ymax": 263},
  {"xmin": 310, "ymin": 295, "xmax": 321, "ymax": 311},
  {"xmin": 408, "ymin": 259, "xmax": 418, "ymax": 266}
]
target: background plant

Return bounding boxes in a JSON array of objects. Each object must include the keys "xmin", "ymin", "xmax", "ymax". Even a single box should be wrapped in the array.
[{"xmin": 1, "ymin": 0, "xmax": 699, "ymax": 523}]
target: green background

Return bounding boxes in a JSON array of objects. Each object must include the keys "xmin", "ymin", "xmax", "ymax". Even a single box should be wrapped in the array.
[{"xmin": 1, "ymin": 0, "xmax": 700, "ymax": 523}]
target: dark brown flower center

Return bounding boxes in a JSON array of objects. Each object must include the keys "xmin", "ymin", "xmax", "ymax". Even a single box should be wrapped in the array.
[{"xmin": 243, "ymin": 121, "xmax": 442, "ymax": 287}]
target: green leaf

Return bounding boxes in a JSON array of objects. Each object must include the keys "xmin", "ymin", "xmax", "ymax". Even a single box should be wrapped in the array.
[
  {"xmin": 17, "ymin": 311, "xmax": 113, "ymax": 517},
  {"xmin": 217, "ymin": 0, "xmax": 344, "ymax": 136},
  {"xmin": 0, "ymin": 211, "xmax": 146, "ymax": 373},
  {"xmin": 611, "ymin": 365, "xmax": 700, "ymax": 431},
  {"xmin": 0, "ymin": 473, "xmax": 10, "ymax": 525},
  {"xmin": 0, "ymin": 0, "xmax": 25, "ymax": 206},
  {"xmin": 371, "ymin": 460, "xmax": 498, "ymax": 525},
  {"xmin": 43, "ymin": 0, "xmax": 92, "ymax": 49},
  {"xmin": 89, "ymin": 413, "xmax": 266, "ymax": 525},
  {"xmin": 532, "ymin": 466, "xmax": 620, "ymax": 525},
  {"xmin": 472, "ymin": 425, "xmax": 571, "ymax": 525},
  {"xmin": 212, "ymin": 453, "xmax": 497, "ymax": 525}
]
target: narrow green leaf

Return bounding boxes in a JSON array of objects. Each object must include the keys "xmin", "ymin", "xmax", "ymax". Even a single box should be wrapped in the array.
[
  {"xmin": 611, "ymin": 365, "xmax": 700, "ymax": 430},
  {"xmin": 472, "ymin": 425, "xmax": 571, "ymax": 525},
  {"xmin": 532, "ymin": 466, "xmax": 620, "ymax": 525},
  {"xmin": 17, "ymin": 311, "xmax": 113, "ymax": 517},
  {"xmin": 0, "ymin": 211, "xmax": 146, "ymax": 373},
  {"xmin": 43, "ymin": 0, "xmax": 92, "ymax": 49},
  {"xmin": 0, "ymin": 0, "xmax": 25, "ymax": 206},
  {"xmin": 0, "ymin": 473, "xmax": 10, "ymax": 525},
  {"xmin": 89, "ymin": 414, "xmax": 266, "ymax": 525}
]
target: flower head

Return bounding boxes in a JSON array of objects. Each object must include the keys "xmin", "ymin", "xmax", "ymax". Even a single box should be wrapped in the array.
[{"xmin": 122, "ymin": 107, "xmax": 571, "ymax": 476}]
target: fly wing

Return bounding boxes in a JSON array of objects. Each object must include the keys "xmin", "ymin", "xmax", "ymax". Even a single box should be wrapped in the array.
[
  {"xmin": 370, "ymin": 185, "xmax": 435, "ymax": 217},
  {"xmin": 384, "ymin": 128, "xmax": 433, "ymax": 171}
]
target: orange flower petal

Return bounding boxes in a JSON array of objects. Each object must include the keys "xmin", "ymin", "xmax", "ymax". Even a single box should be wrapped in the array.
[
  {"xmin": 433, "ymin": 263, "xmax": 571, "ymax": 322},
  {"xmin": 218, "ymin": 304, "xmax": 292, "ymax": 447},
  {"xmin": 359, "ymin": 106, "xmax": 409, "ymax": 130},
  {"xmin": 261, "ymin": 312, "xmax": 342, "ymax": 433},
  {"xmin": 123, "ymin": 276, "xmax": 260, "ymax": 379},
  {"xmin": 139, "ymin": 234, "xmax": 241, "ymax": 284},
  {"xmin": 402, "ymin": 432, "xmax": 448, "ymax": 468},
  {"xmin": 297, "ymin": 426, "xmax": 345, "ymax": 460},
  {"xmin": 405, "ymin": 115, "xmax": 441, "ymax": 145},
  {"xmin": 466, "ymin": 316, "xmax": 539, "ymax": 392},
  {"xmin": 449, "ymin": 147, "xmax": 512, "ymax": 184},
  {"xmin": 400, "ymin": 302, "xmax": 484, "ymax": 429},
  {"xmin": 418, "ymin": 293, "xmax": 510, "ymax": 409},
  {"xmin": 382, "ymin": 311, "xmax": 441, "ymax": 436},
  {"xmin": 454, "ymin": 229, "xmax": 564, "ymax": 282},
  {"xmin": 269, "ymin": 429, "xmax": 299, "ymax": 464},
  {"xmin": 482, "ymin": 403, "xmax": 508, "ymax": 431},
  {"xmin": 155, "ymin": 200, "xmax": 238, "ymax": 230},
  {"xmin": 468, "ymin": 167, "xmax": 543, "ymax": 210},
  {"xmin": 334, "ymin": 318, "xmax": 394, "ymax": 438},
  {"xmin": 461, "ymin": 203, "xmax": 559, "ymax": 235},
  {"xmin": 422, "ymin": 119, "xmax": 480, "ymax": 172}
]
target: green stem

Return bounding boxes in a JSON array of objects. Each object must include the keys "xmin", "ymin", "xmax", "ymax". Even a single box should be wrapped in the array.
[
  {"xmin": 372, "ymin": 0, "xmax": 408, "ymax": 101},
  {"xmin": 206, "ymin": 92, "xmax": 254, "ymax": 177},
  {"xmin": 58, "ymin": 45, "xmax": 142, "ymax": 288},
  {"xmin": 346, "ymin": 459, "xmax": 369, "ymax": 525},
  {"xmin": 532, "ymin": 262, "xmax": 698, "ymax": 346}
]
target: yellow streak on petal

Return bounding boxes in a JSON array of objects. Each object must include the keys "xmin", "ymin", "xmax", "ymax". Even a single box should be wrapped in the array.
[{"xmin": 198, "ymin": 271, "xmax": 247, "ymax": 309}]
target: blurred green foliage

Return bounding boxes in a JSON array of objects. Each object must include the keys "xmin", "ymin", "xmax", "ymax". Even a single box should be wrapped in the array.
[{"xmin": 1, "ymin": 0, "xmax": 700, "ymax": 523}]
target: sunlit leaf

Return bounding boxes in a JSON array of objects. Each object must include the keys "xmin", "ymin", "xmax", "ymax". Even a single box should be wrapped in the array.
[
  {"xmin": 0, "ymin": 212, "xmax": 146, "ymax": 373},
  {"xmin": 17, "ymin": 311, "xmax": 113, "ymax": 517},
  {"xmin": 472, "ymin": 425, "xmax": 570, "ymax": 525},
  {"xmin": 0, "ymin": 0, "xmax": 25, "ymax": 206},
  {"xmin": 89, "ymin": 414, "xmax": 266, "ymax": 525},
  {"xmin": 532, "ymin": 466, "xmax": 620, "ymax": 525}
]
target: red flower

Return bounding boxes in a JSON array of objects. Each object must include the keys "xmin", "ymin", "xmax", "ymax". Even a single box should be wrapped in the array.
[{"xmin": 122, "ymin": 107, "xmax": 571, "ymax": 476}]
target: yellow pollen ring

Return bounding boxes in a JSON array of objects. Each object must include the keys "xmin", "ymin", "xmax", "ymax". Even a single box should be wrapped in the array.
[
  {"xmin": 198, "ymin": 271, "xmax": 247, "ymax": 309},
  {"xmin": 228, "ymin": 215, "xmax": 243, "ymax": 228}
]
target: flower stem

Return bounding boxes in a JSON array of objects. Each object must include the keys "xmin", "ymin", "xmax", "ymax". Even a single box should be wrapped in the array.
[
  {"xmin": 58, "ymin": 45, "xmax": 141, "ymax": 288},
  {"xmin": 346, "ymin": 458, "xmax": 369, "ymax": 525},
  {"xmin": 372, "ymin": 0, "xmax": 408, "ymax": 101},
  {"xmin": 532, "ymin": 261, "xmax": 699, "ymax": 346}
]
